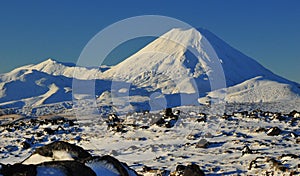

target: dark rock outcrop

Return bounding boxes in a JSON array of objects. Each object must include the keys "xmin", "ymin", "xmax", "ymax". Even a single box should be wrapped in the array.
[
  {"xmin": 0, "ymin": 163, "xmax": 37, "ymax": 176},
  {"xmin": 155, "ymin": 108, "xmax": 179, "ymax": 128},
  {"xmin": 171, "ymin": 163, "xmax": 205, "ymax": 176},
  {"xmin": 242, "ymin": 146, "xmax": 253, "ymax": 156},
  {"xmin": 266, "ymin": 127, "xmax": 282, "ymax": 136},
  {"xmin": 196, "ymin": 139, "xmax": 210, "ymax": 149},
  {"xmin": 22, "ymin": 141, "xmax": 92, "ymax": 164}
]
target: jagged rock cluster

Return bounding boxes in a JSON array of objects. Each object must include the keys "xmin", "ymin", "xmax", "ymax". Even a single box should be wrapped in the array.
[
  {"xmin": 105, "ymin": 108, "xmax": 180, "ymax": 133},
  {"xmin": 0, "ymin": 116, "xmax": 81, "ymax": 154}
]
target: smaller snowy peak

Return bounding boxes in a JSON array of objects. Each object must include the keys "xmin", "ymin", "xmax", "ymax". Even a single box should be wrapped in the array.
[
  {"xmin": 38, "ymin": 58, "xmax": 58, "ymax": 65},
  {"xmin": 32, "ymin": 58, "xmax": 97, "ymax": 79},
  {"xmin": 33, "ymin": 58, "xmax": 76, "ymax": 70},
  {"xmin": 32, "ymin": 58, "xmax": 111, "ymax": 80},
  {"xmin": 32, "ymin": 58, "xmax": 60, "ymax": 72},
  {"xmin": 0, "ymin": 58, "xmax": 107, "ymax": 81},
  {"xmin": 203, "ymin": 76, "xmax": 300, "ymax": 103}
]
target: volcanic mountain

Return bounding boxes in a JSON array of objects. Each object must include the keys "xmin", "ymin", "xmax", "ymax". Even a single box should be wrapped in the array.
[
  {"xmin": 102, "ymin": 28, "xmax": 300, "ymax": 103},
  {"xmin": 0, "ymin": 28, "xmax": 299, "ymax": 112}
]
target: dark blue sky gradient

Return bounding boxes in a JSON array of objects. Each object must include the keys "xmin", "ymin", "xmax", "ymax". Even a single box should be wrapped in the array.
[{"xmin": 0, "ymin": 0, "xmax": 299, "ymax": 82}]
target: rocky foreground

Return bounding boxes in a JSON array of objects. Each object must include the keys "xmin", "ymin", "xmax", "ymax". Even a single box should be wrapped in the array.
[
  {"xmin": 1, "ymin": 108, "xmax": 300, "ymax": 175},
  {"xmin": 0, "ymin": 141, "xmax": 204, "ymax": 176}
]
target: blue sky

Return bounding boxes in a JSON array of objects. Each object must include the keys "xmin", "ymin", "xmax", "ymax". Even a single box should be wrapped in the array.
[{"xmin": 0, "ymin": 0, "xmax": 299, "ymax": 83}]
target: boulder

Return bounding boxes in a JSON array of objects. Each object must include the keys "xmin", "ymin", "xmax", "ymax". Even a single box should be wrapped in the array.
[
  {"xmin": 22, "ymin": 141, "xmax": 91, "ymax": 164},
  {"xmin": 266, "ymin": 127, "xmax": 282, "ymax": 136},
  {"xmin": 183, "ymin": 163, "xmax": 205, "ymax": 176},
  {"xmin": 242, "ymin": 146, "xmax": 253, "ymax": 156},
  {"xmin": 172, "ymin": 163, "xmax": 205, "ymax": 176},
  {"xmin": 196, "ymin": 139, "xmax": 210, "ymax": 149}
]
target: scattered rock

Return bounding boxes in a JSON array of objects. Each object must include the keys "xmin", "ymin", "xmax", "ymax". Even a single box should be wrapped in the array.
[
  {"xmin": 266, "ymin": 157, "xmax": 288, "ymax": 172},
  {"xmin": 271, "ymin": 113, "xmax": 285, "ymax": 121},
  {"xmin": 107, "ymin": 114, "xmax": 121, "ymax": 123},
  {"xmin": 183, "ymin": 163, "xmax": 205, "ymax": 176},
  {"xmin": 242, "ymin": 146, "xmax": 253, "ymax": 156},
  {"xmin": 2, "ymin": 107, "xmax": 300, "ymax": 175},
  {"xmin": 22, "ymin": 136, "xmax": 35, "ymax": 150},
  {"xmin": 204, "ymin": 132, "xmax": 213, "ymax": 138},
  {"xmin": 187, "ymin": 134, "xmax": 200, "ymax": 140},
  {"xmin": 138, "ymin": 137, "xmax": 147, "ymax": 141},
  {"xmin": 141, "ymin": 165, "xmax": 169, "ymax": 176},
  {"xmin": 196, "ymin": 113, "xmax": 207, "ymax": 122},
  {"xmin": 221, "ymin": 113, "xmax": 231, "ymax": 120},
  {"xmin": 171, "ymin": 163, "xmax": 205, "ymax": 176},
  {"xmin": 154, "ymin": 108, "xmax": 179, "ymax": 128},
  {"xmin": 255, "ymin": 127, "xmax": 267, "ymax": 133},
  {"xmin": 111, "ymin": 150, "xmax": 119, "ymax": 156},
  {"xmin": 164, "ymin": 108, "xmax": 173, "ymax": 116},
  {"xmin": 106, "ymin": 114, "xmax": 127, "ymax": 133},
  {"xmin": 289, "ymin": 110, "xmax": 300, "ymax": 118},
  {"xmin": 290, "ymin": 132, "xmax": 298, "ymax": 138},
  {"xmin": 196, "ymin": 139, "xmax": 210, "ymax": 149},
  {"xmin": 233, "ymin": 111, "xmax": 248, "ymax": 118},
  {"xmin": 155, "ymin": 117, "xmax": 166, "ymax": 127},
  {"xmin": 266, "ymin": 127, "xmax": 282, "ymax": 136},
  {"xmin": 278, "ymin": 153, "xmax": 298, "ymax": 159}
]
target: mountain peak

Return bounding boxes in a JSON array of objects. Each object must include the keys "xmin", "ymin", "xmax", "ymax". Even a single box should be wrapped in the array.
[
  {"xmin": 103, "ymin": 27, "xmax": 299, "ymax": 96},
  {"xmin": 43, "ymin": 58, "xmax": 57, "ymax": 64},
  {"xmin": 33, "ymin": 58, "xmax": 60, "ymax": 71},
  {"xmin": 46, "ymin": 58, "xmax": 56, "ymax": 62},
  {"xmin": 38, "ymin": 58, "xmax": 76, "ymax": 67},
  {"xmin": 163, "ymin": 28, "xmax": 203, "ymax": 45}
]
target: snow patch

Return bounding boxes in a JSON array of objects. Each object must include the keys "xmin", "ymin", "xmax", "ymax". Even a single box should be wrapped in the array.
[{"xmin": 86, "ymin": 160, "xmax": 120, "ymax": 176}]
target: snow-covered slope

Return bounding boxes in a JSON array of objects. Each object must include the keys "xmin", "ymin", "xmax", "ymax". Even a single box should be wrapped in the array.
[
  {"xmin": 0, "ymin": 59, "xmax": 111, "ymax": 109},
  {"xmin": 201, "ymin": 76, "xmax": 300, "ymax": 103},
  {"xmin": 0, "ymin": 70, "xmax": 73, "ymax": 108},
  {"xmin": 196, "ymin": 28, "xmax": 293, "ymax": 86},
  {"xmin": 103, "ymin": 28, "xmax": 217, "ymax": 94}
]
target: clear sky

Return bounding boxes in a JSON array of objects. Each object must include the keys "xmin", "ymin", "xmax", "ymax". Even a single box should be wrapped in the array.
[{"xmin": 0, "ymin": 0, "xmax": 299, "ymax": 83}]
